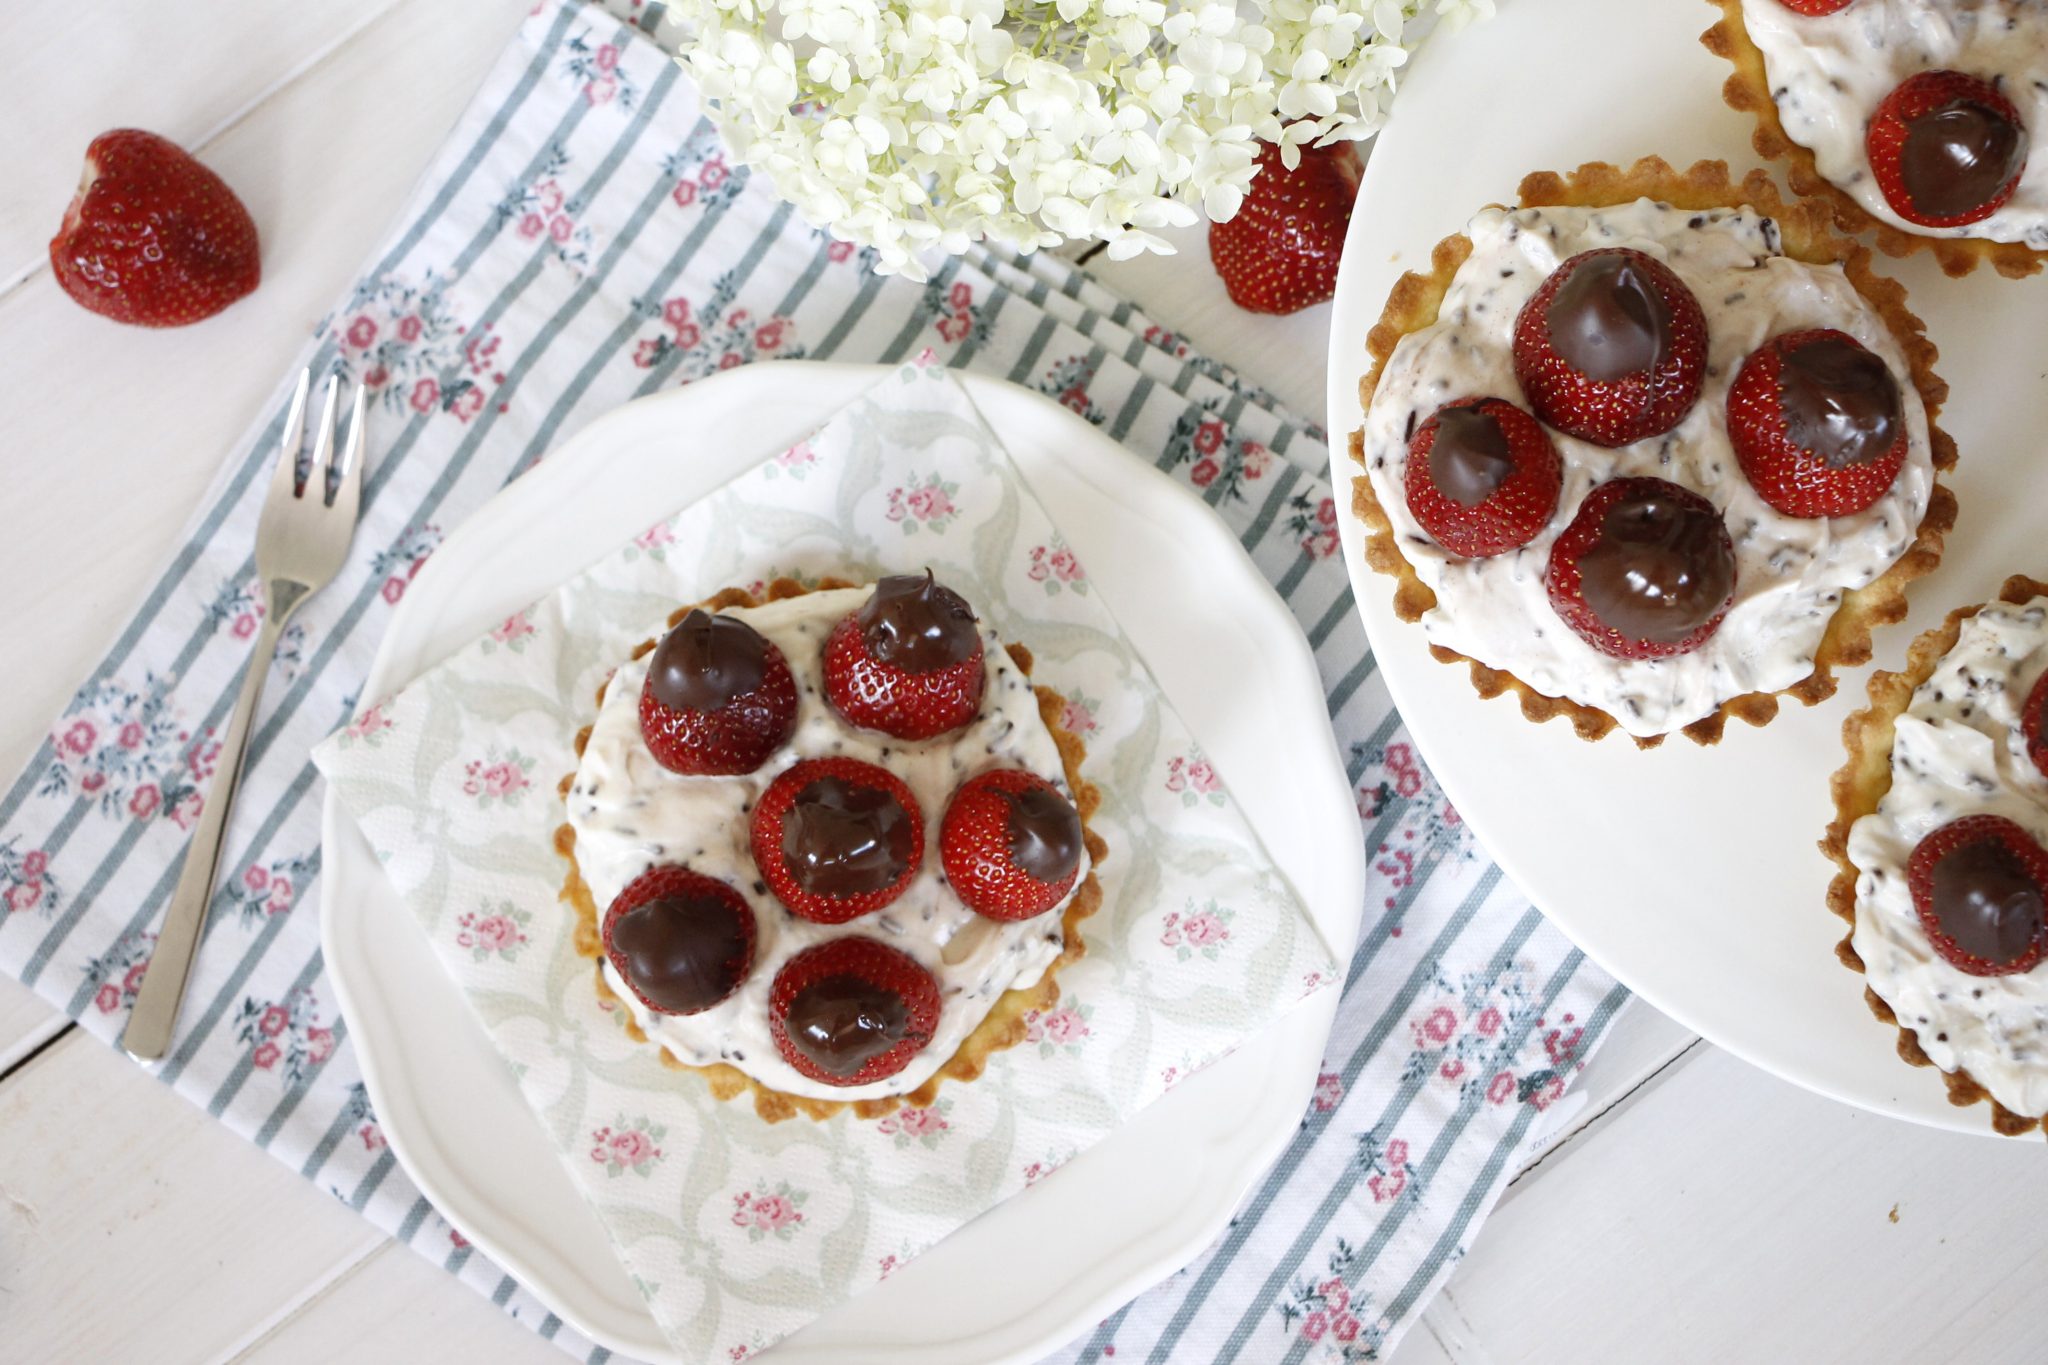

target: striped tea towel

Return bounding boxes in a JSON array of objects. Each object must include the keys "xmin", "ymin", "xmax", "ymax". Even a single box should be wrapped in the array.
[{"xmin": 0, "ymin": 1, "xmax": 1625, "ymax": 1360}]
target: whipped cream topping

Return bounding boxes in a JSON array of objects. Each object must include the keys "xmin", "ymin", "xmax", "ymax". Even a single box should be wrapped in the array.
[
  {"xmin": 1360, "ymin": 199, "xmax": 1935, "ymax": 737},
  {"xmin": 565, "ymin": 588, "xmax": 1086, "ymax": 1102},
  {"xmin": 1740, "ymin": 0, "xmax": 2048, "ymax": 248},
  {"xmin": 1847, "ymin": 597, "xmax": 2048, "ymax": 1119}
]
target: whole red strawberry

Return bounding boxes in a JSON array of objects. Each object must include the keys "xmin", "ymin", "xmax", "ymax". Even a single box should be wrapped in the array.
[
  {"xmin": 1907, "ymin": 815, "xmax": 2048, "ymax": 976},
  {"xmin": 1546, "ymin": 477, "xmax": 1736, "ymax": 660},
  {"xmin": 823, "ymin": 574, "xmax": 985, "ymax": 741},
  {"xmin": 1867, "ymin": 71, "xmax": 2028, "ymax": 229},
  {"xmin": 1511, "ymin": 248, "xmax": 1707, "ymax": 448},
  {"xmin": 2023, "ymin": 671, "xmax": 2048, "ymax": 782},
  {"xmin": 1774, "ymin": 0, "xmax": 1853, "ymax": 13},
  {"xmin": 49, "ymin": 129, "xmax": 260, "ymax": 327},
  {"xmin": 1727, "ymin": 329, "xmax": 1907, "ymax": 519},
  {"xmin": 1209, "ymin": 140, "xmax": 1362, "ymax": 316},
  {"xmin": 750, "ymin": 758, "xmax": 924, "ymax": 923},
  {"xmin": 768, "ymin": 936, "xmax": 940, "ymax": 1086},
  {"xmin": 940, "ymin": 769, "xmax": 1085, "ymax": 921},
  {"xmin": 1402, "ymin": 398, "xmax": 1563, "ymax": 558},
  {"xmin": 637, "ymin": 610, "xmax": 797, "ymax": 775},
  {"xmin": 601, "ymin": 865, "xmax": 756, "ymax": 1016}
]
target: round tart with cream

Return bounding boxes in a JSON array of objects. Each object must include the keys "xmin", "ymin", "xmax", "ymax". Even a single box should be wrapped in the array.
[
  {"xmin": 1350, "ymin": 157, "xmax": 1956, "ymax": 745},
  {"xmin": 554, "ymin": 573, "xmax": 1105, "ymax": 1123},
  {"xmin": 1705, "ymin": 0, "xmax": 2047, "ymax": 279},
  {"xmin": 1827, "ymin": 574, "xmax": 2048, "ymax": 1136}
]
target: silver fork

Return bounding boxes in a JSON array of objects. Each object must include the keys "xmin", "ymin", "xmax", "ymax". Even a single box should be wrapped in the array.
[{"xmin": 123, "ymin": 368, "xmax": 366, "ymax": 1063}]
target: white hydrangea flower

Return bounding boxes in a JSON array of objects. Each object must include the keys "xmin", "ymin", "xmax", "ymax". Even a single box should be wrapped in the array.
[{"xmin": 668, "ymin": 0, "xmax": 1475, "ymax": 276}]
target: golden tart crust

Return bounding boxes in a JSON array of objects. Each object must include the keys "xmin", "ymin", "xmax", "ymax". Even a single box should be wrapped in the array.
[
  {"xmin": 1348, "ymin": 156, "xmax": 1958, "ymax": 748},
  {"xmin": 553, "ymin": 576, "xmax": 1107, "ymax": 1124},
  {"xmin": 1823, "ymin": 573, "xmax": 2048, "ymax": 1138}
]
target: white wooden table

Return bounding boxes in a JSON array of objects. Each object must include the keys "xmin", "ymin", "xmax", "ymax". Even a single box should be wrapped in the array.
[{"xmin": 3, "ymin": 5, "xmax": 2043, "ymax": 1362}]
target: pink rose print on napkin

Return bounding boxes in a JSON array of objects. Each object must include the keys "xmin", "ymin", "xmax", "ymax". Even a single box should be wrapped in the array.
[
  {"xmin": 338, "ymin": 701, "xmax": 395, "ymax": 750},
  {"xmin": 220, "ymin": 850, "xmax": 314, "ymax": 928},
  {"xmin": 1159, "ymin": 900, "xmax": 1236, "ymax": 962},
  {"xmin": 1022, "ymin": 998, "xmax": 1093, "ymax": 1059},
  {"xmin": 590, "ymin": 1115, "xmax": 668, "ymax": 1177},
  {"xmin": 629, "ymin": 292, "xmax": 797, "ymax": 376},
  {"xmin": 730, "ymin": 1181, "xmax": 808, "ymax": 1241},
  {"xmin": 1280, "ymin": 1225, "xmax": 1398, "ymax": 1354},
  {"xmin": 1057, "ymin": 692, "xmax": 1101, "ymax": 738},
  {"xmin": 81, "ymin": 929, "xmax": 156, "ymax": 1015},
  {"xmin": 370, "ymin": 524, "xmax": 442, "ymax": 606},
  {"xmin": 455, "ymin": 901, "xmax": 532, "ymax": 963},
  {"xmin": 1290, "ymin": 494, "xmax": 1341, "ymax": 560},
  {"xmin": 460, "ymin": 748, "xmax": 536, "ymax": 809},
  {"xmin": 929, "ymin": 280, "xmax": 989, "ymax": 347},
  {"xmin": 1025, "ymin": 533, "xmax": 1089, "ymax": 596},
  {"xmin": 875, "ymin": 1099, "xmax": 953, "ymax": 1150},
  {"xmin": 233, "ymin": 987, "xmax": 329, "ymax": 1084},
  {"xmin": 765, "ymin": 438, "xmax": 818, "ymax": 482},
  {"xmin": 1036, "ymin": 354, "xmax": 1107, "ymax": 425},
  {"xmin": 884, "ymin": 472, "xmax": 961, "ymax": 535},
  {"xmin": 1164, "ymin": 750, "xmax": 1225, "ymax": 808},
  {"xmin": 481, "ymin": 609, "xmax": 537, "ymax": 655}
]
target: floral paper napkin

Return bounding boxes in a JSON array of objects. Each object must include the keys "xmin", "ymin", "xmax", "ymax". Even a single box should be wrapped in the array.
[{"xmin": 312, "ymin": 358, "xmax": 1337, "ymax": 1362}]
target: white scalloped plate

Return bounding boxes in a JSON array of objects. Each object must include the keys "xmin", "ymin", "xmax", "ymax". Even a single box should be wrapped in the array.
[
  {"xmin": 1326, "ymin": 0, "xmax": 2048, "ymax": 1136},
  {"xmin": 322, "ymin": 361, "xmax": 1365, "ymax": 1360}
]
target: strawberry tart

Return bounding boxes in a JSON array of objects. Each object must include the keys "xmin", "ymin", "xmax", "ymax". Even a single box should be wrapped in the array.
[
  {"xmin": 1350, "ymin": 157, "xmax": 1957, "ymax": 745},
  {"xmin": 554, "ymin": 573, "xmax": 1106, "ymax": 1123},
  {"xmin": 1827, "ymin": 575, "xmax": 2048, "ymax": 1136},
  {"xmin": 1704, "ymin": 0, "xmax": 2047, "ymax": 279}
]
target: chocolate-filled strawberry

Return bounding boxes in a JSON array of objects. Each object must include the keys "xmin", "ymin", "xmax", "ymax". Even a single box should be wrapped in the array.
[
  {"xmin": 941, "ymin": 770, "xmax": 1085, "ymax": 921},
  {"xmin": 768, "ymin": 937, "xmax": 940, "ymax": 1085},
  {"xmin": 1867, "ymin": 71, "xmax": 2029, "ymax": 229},
  {"xmin": 1511, "ymin": 247, "xmax": 1707, "ymax": 447},
  {"xmin": 1908, "ymin": 815, "xmax": 2048, "ymax": 977},
  {"xmin": 1403, "ymin": 398, "xmax": 1562, "ymax": 558},
  {"xmin": 750, "ymin": 757, "xmax": 923, "ymax": 923},
  {"xmin": 1546, "ymin": 477, "xmax": 1736, "ymax": 660},
  {"xmin": 602, "ymin": 865, "xmax": 756, "ymax": 1015},
  {"xmin": 823, "ymin": 573, "xmax": 985, "ymax": 740},
  {"xmin": 1727, "ymin": 329, "xmax": 1906, "ymax": 519},
  {"xmin": 638, "ymin": 609, "xmax": 798, "ymax": 775}
]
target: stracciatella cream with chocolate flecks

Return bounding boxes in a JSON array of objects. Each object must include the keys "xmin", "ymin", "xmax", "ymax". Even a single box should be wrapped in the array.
[
  {"xmin": 564, "ymin": 588, "xmax": 1087, "ymax": 1102},
  {"xmin": 1360, "ymin": 198, "xmax": 1935, "ymax": 737},
  {"xmin": 1740, "ymin": 0, "xmax": 2048, "ymax": 248},
  {"xmin": 1846, "ymin": 597, "xmax": 2048, "ymax": 1119}
]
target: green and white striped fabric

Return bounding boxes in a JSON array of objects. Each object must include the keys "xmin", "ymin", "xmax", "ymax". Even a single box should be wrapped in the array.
[{"xmin": 0, "ymin": 3, "xmax": 1625, "ymax": 1360}]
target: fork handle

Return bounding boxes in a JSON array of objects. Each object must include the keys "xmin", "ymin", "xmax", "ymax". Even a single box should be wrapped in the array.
[{"xmin": 123, "ymin": 609, "xmax": 292, "ymax": 1062}]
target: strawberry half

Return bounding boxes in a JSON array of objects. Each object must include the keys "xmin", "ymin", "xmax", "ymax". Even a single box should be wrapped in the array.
[
  {"xmin": 49, "ymin": 129, "xmax": 260, "ymax": 328},
  {"xmin": 940, "ymin": 769, "xmax": 1084, "ymax": 921},
  {"xmin": 1545, "ymin": 477, "xmax": 1736, "ymax": 660},
  {"xmin": 2023, "ymin": 671, "xmax": 2048, "ymax": 782},
  {"xmin": 823, "ymin": 573, "xmax": 985, "ymax": 741},
  {"xmin": 601, "ymin": 865, "xmax": 756, "ymax": 1016},
  {"xmin": 1511, "ymin": 247, "xmax": 1707, "ymax": 448},
  {"xmin": 750, "ymin": 758, "xmax": 923, "ymax": 923},
  {"xmin": 1773, "ymin": 0, "xmax": 1853, "ymax": 13},
  {"xmin": 1907, "ymin": 815, "xmax": 2048, "ymax": 976},
  {"xmin": 637, "ymin": 610, "xmax": 798, "ymax": 775},
  {"xmin": 1208, "ymin": 139, "xmax": 1362, "ymax": 316},
  {"xmin": 1867, "ymin": 71, "xmax": 2029, "ymax": 228},
  {"xmin": 768, "ymin": 936, "xmax": 940, "ymax": 1086},
  {"xmin": 1727, "ymin": 329, "xmax": 1906, "ymax": 519},
  {"xmin": 1402, "ymin": 398, "xmax": 1563, "ymax": 558}
]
